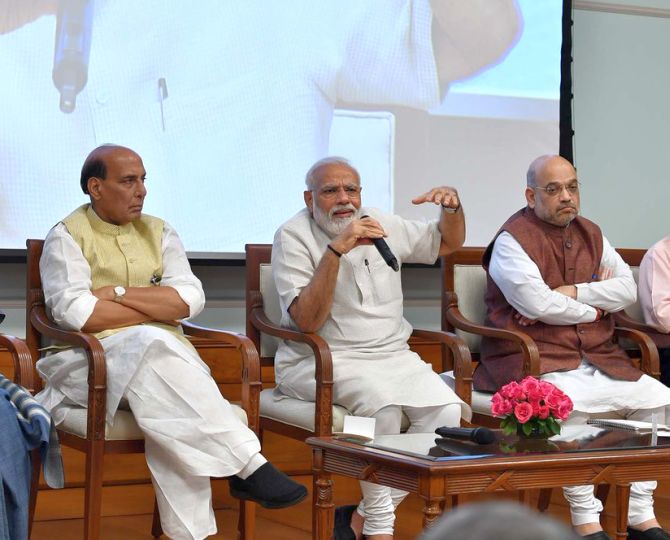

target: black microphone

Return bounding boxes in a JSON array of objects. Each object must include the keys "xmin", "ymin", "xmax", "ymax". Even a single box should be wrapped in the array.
[
  {"xmin": 52, "ymin": 0, "xmax": 93, "ymax": 113},
  {"xmin": 360, "ymin": 214, "xmax": 399, "ymax": 272},
  {"xmin": 435, "ymin": 426, "xmax": 496, "ymax": 445}
]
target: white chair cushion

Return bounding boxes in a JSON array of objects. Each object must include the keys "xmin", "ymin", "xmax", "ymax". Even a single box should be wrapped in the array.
[
  {"xmin": 441, "ymin": 371, "xmax": 493, "ymax": 417},
  {"xmin": 260, "ymin": 389, "xmax": 411, "ymax": 432},
  {"xmin": 58, "ymin": 403, "xmax": 248, "ymax": 441},
  {"xmin": 259, "ymin": 264, "xmax": 283, "ymax": 357},
  {"xmin": 453, "ymin": 264, "xmax": 488, "ymax": 353}
]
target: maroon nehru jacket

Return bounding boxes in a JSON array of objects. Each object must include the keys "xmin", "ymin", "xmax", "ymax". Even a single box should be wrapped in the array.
[{"xmin": 473, "ymin": 207, "xmax": 642, "ymax": 393}]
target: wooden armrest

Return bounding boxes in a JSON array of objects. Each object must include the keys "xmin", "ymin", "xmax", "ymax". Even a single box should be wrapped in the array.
[
  {"xmin": 181, "ymin": 321, "xmax": 261, "ymax": 432},
  {"xmin": 0, "ymin": 334, "xmax": 35, "ymax": 393},
  {"xmin": 614, "ymin": 326, "xmax": 660, "ymax": 379},
  {"xmin": 614, "ymin": 312, "xmax": 670, "ymax": 348},
  {"xmin": 445, "ymin": 292, "xmax": 540, "ymax": 376},
  {"xmin": 30, "ymin": 305, "xmax": 108, "ymax": 440},
  {"xmin": 249, "ymin": 298, "xmax": 334, "ymax": 435},
  {"xmin": 411, "ymin": 328, "xmax": 473, "ymax": 405}
]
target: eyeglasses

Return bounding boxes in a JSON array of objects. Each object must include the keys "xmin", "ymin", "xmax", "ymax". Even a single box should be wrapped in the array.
[
  {"xmin": 316, "ymin": 185, "xmax": 362, "ymax": 199},
  {"xmin": 533, "ymin": 181, "xmax": 580, "ymax": 198}
]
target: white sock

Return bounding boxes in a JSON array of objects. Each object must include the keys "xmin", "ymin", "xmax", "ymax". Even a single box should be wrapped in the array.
[{"xmin": 237, "ymin": 453, "xmax": 267, "ymax": 479}]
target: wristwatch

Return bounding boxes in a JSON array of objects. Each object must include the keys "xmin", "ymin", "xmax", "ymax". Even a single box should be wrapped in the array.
[
  {"xmin": 442, "ymin": 203, "xmax": 461, "ymax": 214},
  {"xmin": 113, "ymin": 286, "xmax": 126, "ymax": 303}
]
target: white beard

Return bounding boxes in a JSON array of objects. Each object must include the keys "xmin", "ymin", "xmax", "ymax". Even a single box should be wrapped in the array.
[{"xmin": 312, "ymin": 203, "xmax": 360, "ymax": 237}]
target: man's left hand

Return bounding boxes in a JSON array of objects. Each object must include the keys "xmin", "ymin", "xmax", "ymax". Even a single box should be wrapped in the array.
[{"xmin": 412, "ymin": 186, "xmax": 460, "ymax": 211}]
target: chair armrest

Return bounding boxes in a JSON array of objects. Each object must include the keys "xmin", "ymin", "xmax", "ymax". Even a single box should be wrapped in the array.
[
  {"xmin": 445, "ymin": 292, "xmax": 541, "ymax": 376},
  {"xmin": 249, "ymin": 299, "xmax": 334, "ymax": 435},
  {"xmin": 181, "ymin": 321, "xmax": 261, "ymax": 433},
  {"xmin": 613, "ymin": 312, "xmax": 670, "ymax": 348},
  {"xmin": 0, "ymin": 334, "xmax": 34, "ymax": 393},
  {"xmin": 411, "ymin": 328, "xmax": 473, "ymax": 405},
  {"xmin": 614, "ymin": 326, "xmax": 660, "ymax": 379},
  {"xmin": 30, "ymin": 305, "xmax": 108, "ymax": 440}
]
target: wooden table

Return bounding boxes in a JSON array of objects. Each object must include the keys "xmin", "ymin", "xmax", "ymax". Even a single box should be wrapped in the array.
[{"xmin": 307, "ymin": 431, "xmax": 670, "ymax": 540}]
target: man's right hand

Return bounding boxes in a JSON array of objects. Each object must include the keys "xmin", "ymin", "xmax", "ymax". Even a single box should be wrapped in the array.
[
  {"xmin": 329, "ymin": 216, "xmax": 386, "ymax": 256},
  {"xmin": 0, "ymin": 1, "xmax": 57, "ymax": 34}
]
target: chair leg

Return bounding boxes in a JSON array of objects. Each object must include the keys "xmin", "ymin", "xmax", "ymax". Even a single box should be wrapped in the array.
[
  {"xmin": 151, "ymin": 498, "xmax": 163, "ymax": 538},
  {"xmin": 28, "ymin": 449, "xmax": 41, "ymax": 539},
  {"xmin": 537, "ymin": 488, "xmax": 553, "ymax": 512},
  {"xmin": 596, "ymin": 484, "xmax": 610, "ymax": 507},
  {"xmin": 237, "ymin": 500, "xmax": 255, "ymax": 540},
  {"xmin": 83, "ymin": 441, "xmax": 105, "ymax": 540}
]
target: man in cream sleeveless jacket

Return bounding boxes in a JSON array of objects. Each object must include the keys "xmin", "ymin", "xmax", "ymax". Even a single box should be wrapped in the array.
[{"xmin": 36, "ymin": 145, "xmax": 306, "ymax": 540}]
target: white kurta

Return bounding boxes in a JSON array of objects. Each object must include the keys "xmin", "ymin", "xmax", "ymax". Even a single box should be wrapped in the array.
[
  {"xmin": 36, "ymin": 221, "xmax": 208, "ymax": 424},
  {"xmin": 272, "ymin": 207, "xmax": 470, "ymax": 420},
  {"xmin": 489, "ymin": 231, "xmax": 670, "ymax": 413},
  {"xmin": 35, "ymin": 220, "xmax": 261, "ymax": 540},
  {"xmin": 639, "ymin": 234, "xmax": 670, "ymax": 332}
]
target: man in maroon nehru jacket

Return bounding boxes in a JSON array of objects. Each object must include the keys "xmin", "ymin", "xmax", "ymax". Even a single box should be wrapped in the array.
[{"xmin": 475, "ymin": 155, "xmax": 670, "ymax": 540}]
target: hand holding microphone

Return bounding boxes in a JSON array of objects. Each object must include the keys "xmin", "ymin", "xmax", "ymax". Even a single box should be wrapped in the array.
[{"xmin": 328, "ymin": 213, "xmax": 400, "ymax": 272}]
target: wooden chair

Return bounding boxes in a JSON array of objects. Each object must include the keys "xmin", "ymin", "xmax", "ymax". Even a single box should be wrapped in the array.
[
  {"xmin": 0, "ymin": 331, "xmax": 42, "ymax": 539},
  {"xmin": 441, "ymin": 246, "xmax": 660, "ymax": 512},
  {"xmin": 614, "ymin": 248, "xmax": 670, "ymax": 366},
  {"xmin": 244, "ymin": 244, "xmax": 473, "ymax": 527},
  {"xmin": 25, "ymin": 239, "xmax": 261, "ymax": 540},
  {"xmin": 441, "ymin": 247, "xmax": 660, "ymax": 424}
]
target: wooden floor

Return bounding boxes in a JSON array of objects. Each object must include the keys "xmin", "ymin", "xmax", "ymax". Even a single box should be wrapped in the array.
[{"xmin": 30, "ymin": 476, "xmax": 670, "ymax": 539}]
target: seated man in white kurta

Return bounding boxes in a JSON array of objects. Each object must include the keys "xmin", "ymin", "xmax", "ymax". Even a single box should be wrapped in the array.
[
  {"xmin": 35, "ymin": 144, "xmax": 306, "ymax": 540},
  {"xmin": 272, "ymin": 157, "xmax": 472, "ymax": 540}
]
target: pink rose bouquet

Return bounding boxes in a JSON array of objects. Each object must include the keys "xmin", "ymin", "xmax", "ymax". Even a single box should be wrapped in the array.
[{"xmin": 491, "ymin": 376, "xmax": 573, "ymax": 437}]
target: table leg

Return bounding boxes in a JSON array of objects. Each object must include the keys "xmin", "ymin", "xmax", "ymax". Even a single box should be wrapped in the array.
[
  {"xmin": 422, "ymin": 499, "xmax": 442, "ymax": 529},
  {"xmin": 312, "ymin": 448, "xmax": 333, "ymax": 540},
  {"xmin": 615, "ymin": 483, "xmax": 631, "ymax": 540}
]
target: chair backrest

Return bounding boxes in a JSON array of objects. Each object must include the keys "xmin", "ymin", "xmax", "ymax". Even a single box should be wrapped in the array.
[
  {"xmin": 245, "ymin": 244, "xmax": 283, "ymax": 361},
  {"xmin": 442, "ymin": 248, "xmax": 487, "ymax": 354},
  {"xmin": 24, "ymin": 239, "xmax": 45, "ymax": 392},
  {"xmin": 616, "ymin": 248, "xmax": 645, "ymax": 321}
]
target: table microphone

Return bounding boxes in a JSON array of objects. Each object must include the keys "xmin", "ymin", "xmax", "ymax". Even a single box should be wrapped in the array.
[
  {"xmin": 435, "ymin": 426, "xmax": 496, "ymax": 445},
  {"xmin": 360, "ymin": 214, "xmax": 399, "ymax": 272}
]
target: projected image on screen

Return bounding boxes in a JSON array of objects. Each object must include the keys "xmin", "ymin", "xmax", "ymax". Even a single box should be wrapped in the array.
[{"xmin": 0, "ymin": 0, "xmax": 561, "ymax": 256}]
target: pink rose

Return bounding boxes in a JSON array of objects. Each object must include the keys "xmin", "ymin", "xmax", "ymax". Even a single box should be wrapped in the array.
[
  {"xmin": 537, "ymin": 404, "xmax": 550, "ymax": 420},
  {"xmin": 520, "ymin": 376, "xmax": 539, "ymax": 393},
  {"xmin": 514, "ymin": 402, "xmax": 534, "ymax": 424},
  {"xmin": 556, "ymin": 403, "xmax": 572, "ymax": 420},
  {"xmin": 539, "ymin": 380, "xmax": 556, "ymax": 394},
  {"xmin": 529, "ymin": 399, "xmax": 541, "ymax": 416},
  {"xmin": 501, "ymin": 381, "xmax": 525, "ymax": 401},
  {"xmin": 491, "ymin": 394, "xmax": 514, "ymax": 416},
  {"xmin": 545, "ymin": 392, "xmax": 562, "ymax": 410}
]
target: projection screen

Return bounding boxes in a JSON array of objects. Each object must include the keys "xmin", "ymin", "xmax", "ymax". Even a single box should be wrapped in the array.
[{"xmin": 0, "ymin": 0, "xmax": 562, "ymax": 257}]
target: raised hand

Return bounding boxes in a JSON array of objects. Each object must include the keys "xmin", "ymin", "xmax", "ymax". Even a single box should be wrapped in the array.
[{"xmin": 412, "ymin": 186, "xmax": 460, "ymax": 211}]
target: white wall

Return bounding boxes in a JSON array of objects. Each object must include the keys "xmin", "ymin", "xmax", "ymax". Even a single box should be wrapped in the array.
[{"xmin": 573, "ymin": 0, "xmax": 670, "ymax": 248}]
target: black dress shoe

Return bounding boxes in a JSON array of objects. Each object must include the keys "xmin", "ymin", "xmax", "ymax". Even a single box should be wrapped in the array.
[
  {"xmin": 229, "ymin": 462, "xmax": 307, "ymax": 509},
  {"xmin": 628, "ymin": 527, "xmax": 670, "ymax": 540},
  {"xmin": 580, "ymin": 531, "xmax": 611, "ymax": 540},
  {"xmin": 334, "ymin": 504, "xmax": 358, "ymax": 540}
]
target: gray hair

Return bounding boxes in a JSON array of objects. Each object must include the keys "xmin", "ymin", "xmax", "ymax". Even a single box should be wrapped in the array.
[
  {"xmin": 419, "ymin": 501, "xmax": 579, "ymax": 540},
  {"xmin": 305, "ymin": 156, "xmax": 359, "ymax": 190},
  {"xmin": 526, "ymin": 155, "xmax": 554, "ymax": 187}
]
